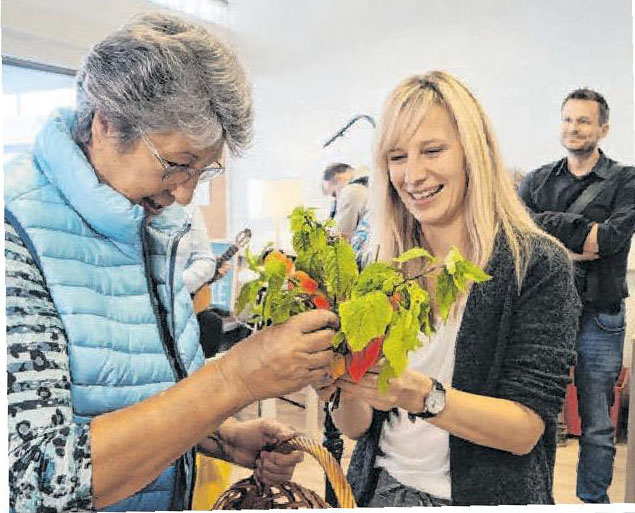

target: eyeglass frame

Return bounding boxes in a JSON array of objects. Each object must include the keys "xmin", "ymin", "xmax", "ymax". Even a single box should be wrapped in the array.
[{"xmin": 140, "ymin": 131, "xmax": 225, "ymax": 184}]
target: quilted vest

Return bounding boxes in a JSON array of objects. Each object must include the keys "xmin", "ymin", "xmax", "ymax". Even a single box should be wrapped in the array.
[{"xmin": 4, "ymin": 109, "xmax": 205, "ymax": 512}]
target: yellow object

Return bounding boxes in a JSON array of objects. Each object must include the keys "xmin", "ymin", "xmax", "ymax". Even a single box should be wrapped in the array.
[
  {"xmin": 192, "ymin": 454, "xmax": 232, "ymax": 510},
  {"xmin": 285, "ymin": 436, "xmax": 356, "ymax": 508},
  {"xmin": 193, "ymin": 285, "xmax": 211, "ymax": 315}
]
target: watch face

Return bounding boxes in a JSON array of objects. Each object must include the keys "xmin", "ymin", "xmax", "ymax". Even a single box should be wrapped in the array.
[{"xmin": 426, "ymin": 389, "xmax": 445, "ymax": 415}]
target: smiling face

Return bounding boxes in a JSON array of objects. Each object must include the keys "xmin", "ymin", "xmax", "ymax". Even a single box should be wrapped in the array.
[
  {"xmin": 386, "ymin": 102, "xmax": 468, "ymax": 231},
  {"xmin": 560, "ymin": 99, "xmax": 608, "ymax": 156},
  {"xmin": 88, "ymin": 114, "xmax": 223, "ymax": 215}
]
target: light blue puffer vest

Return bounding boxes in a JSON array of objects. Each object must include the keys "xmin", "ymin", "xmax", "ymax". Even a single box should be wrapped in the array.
[{"xmin": 4, "ymin": 109, "xmax": 205, "ymax": 512}]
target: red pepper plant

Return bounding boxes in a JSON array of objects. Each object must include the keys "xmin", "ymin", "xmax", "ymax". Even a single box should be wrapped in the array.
[{"xmin": 236, "ymin": 207, "xmax": 490, "ymax": 391}]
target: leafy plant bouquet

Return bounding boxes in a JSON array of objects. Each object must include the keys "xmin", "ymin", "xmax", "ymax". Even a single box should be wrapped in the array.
[{"xmin": 236, "ymin": 207, "xmax": 490, "ymax": 392}]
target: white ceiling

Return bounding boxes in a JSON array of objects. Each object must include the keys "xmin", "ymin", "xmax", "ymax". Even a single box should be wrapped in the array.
[{"xmin": 1, "ymin": 0, "xmax": 232, "ymax": 69}]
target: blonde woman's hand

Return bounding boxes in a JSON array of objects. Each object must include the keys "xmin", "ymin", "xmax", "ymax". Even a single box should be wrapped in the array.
[
  {"xmin": 312, "ymin": 383, "xmax": 338, "ymax": 403},
  {"xmin": 337, "ymin": 364, "xmax": 433, "ymax": 413}
]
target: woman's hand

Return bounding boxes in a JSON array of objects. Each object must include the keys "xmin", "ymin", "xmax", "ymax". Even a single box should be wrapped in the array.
[
  {"xmin": 337, "ymin": 363, "xmax": 433, "ymax": 413},
  {"xmin": 218, "ymin": 309, "xmax": 338, "ymax": 402},
  {"xmin": 312, "ymin": 383, "xmax": 338, "ymax": 402},
  {"xmin": 220, "ymin": 419, "xmax": 303, "ymax": 484}
]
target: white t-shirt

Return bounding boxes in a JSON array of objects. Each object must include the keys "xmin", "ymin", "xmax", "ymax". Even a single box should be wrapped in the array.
[{"xmin": 375, "ymin": 305, "xmax": 465, "ymax": 500}]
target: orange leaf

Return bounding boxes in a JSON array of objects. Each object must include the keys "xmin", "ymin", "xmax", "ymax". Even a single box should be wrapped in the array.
[{"xmin": 330, "ymin": 354, "xmax": 347, "ymax": 379}]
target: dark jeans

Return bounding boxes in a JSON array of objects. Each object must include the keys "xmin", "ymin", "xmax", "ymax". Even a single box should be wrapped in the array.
[
  {"xmin": 575, "ymin": 302, "xmax": 625, "ymax": 504},
  {"xmin": 368, "ymin": 469, "xmax": 453, "ymax": 507}
]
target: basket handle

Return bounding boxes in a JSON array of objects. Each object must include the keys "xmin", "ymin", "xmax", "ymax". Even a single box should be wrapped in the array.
[{"xmin": 270, "ymin": 435, "xmax": 357, "ymax": 508}]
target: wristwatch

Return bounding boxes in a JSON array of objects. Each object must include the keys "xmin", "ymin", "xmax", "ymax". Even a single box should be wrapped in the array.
[{"xmin": 408, "ymin": 378, "xmax": 446, "ymax": 421}]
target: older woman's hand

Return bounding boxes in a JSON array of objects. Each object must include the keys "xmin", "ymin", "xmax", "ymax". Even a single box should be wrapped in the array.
[
  {"xmin": 336, "ymin": 363, "xmax": 433, "ymax": 413},
  {"xmin": 219, "ymin": 309, "xmax": 338, "ymax": 402},
  {"xmin": 222, "ymin": 419, "xmax": 303, "ymax": 484}
]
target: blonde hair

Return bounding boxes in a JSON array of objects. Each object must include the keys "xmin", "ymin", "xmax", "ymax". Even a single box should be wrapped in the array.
[{"xmin": 369, "ymin": 70, "xmax": 548, "ymax": 288}]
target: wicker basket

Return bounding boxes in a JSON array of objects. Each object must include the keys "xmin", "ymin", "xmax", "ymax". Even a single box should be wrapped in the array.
[{"xmin": 212, "ymin": 436, "xmax": 356, "ymax": 509}]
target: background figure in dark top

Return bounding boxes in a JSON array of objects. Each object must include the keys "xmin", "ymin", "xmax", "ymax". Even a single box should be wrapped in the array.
[{"xmin": 519, "ymin": 88, "xmax": 635, "ymax": 504}]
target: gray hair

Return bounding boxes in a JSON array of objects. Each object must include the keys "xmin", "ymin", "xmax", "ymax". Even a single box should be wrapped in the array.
[{"xmin": 74, "ymin": 11, "xmax": 252, "ymax": 154}]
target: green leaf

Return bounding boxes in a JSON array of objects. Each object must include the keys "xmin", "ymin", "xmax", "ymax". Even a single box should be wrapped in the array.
[
  {"xmin": 323, "ymin": 239, "xmax": 358, "ymax": 301},
  {"xmin": 352, "ymin": 262, "xmax": 401, "ymax": 298},
  {"xmin": 261, "ymin": 258, "xmax": 287, "ymax": 324},
  {"xmin": 288, "ymin": 295, "xmax": 310, "ymax": 317},
  {"xmin": 289, "ymin": 206, "xmax": 316, "ymax": 232},
  {"xmin": 393, "ymin": 247, "xmax": 436, "ymax": 264},
  {"xmin": 333, "ymin": 331, "xmax": 346, "ymax": 348},
  {"xmin": 292, "ymin": 226, "xmax": 327, "ymax": 256},
  {"xmin": 444, "ymin": 246, "xmax": 491, "ymax": 292},
  {"xmin": 418, "ymin": 302, "xmax": 434, "ymax": 336},
  {"xmin": 295, "ymin": 249, "xmax": 325, "ymax": 285},
  {"xmin": 378, "ymin": 362, "xmax": 398, "ymax": 393},
  {"xmin": 456, "ymin": 259, "xmax": 491, "ymax": 284},
  {"xmin": 269, "ymin": 291, "xmax": 296, "ymax": 324},
  {"xmin": 235, "ymin": 280, "xmax": 264, "ymax": 316},
  {"xmin": 403, "ymin": 280, "xmax": 429, "ymax": 316},
  {"xmin": 444, "ymin": 246, "xmax": 463, "ymax": 275},
  {"xmin": 382, "ymin": 307, "xmax": 420, "ymax": 375},
  {"xmin": 339, "ymin": 291, "xmax": 392, "ymax": 351},
  {"xmin": 435, "ymin": 269, "xmax": 458, "ymax": 322},
  {"xmin": 263, "ymin": 255, "xmax": 287, "ymax": 282},
  {"xmin": 245, "ymin": 245, "xmax": 263, "ymax": 272},
  {"xmin": 289, "ymin": 207, "xmax": 327, "ymax": 257}
]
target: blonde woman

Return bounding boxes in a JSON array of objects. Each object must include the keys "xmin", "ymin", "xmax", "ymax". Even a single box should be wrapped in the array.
[{"xmin": 328, "ymin": 71, "xmax": 581, "ymax": 506}]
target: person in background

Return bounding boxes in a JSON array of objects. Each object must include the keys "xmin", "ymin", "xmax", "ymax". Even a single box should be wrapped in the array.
[
  {"xmin": 178, "ymin": 207, "xmax": 231, "ymax": 297},
  {"xmin": 6, "ymin": 13, "xmax": 336, "ymax": 512},
  {"xmin": 321, "ymin": 162, "xmax": 368, "ymax": 240},
  {"xmin": 169, "ymin": 166, "xmax": 231, "ymax": 300},
  {"xmin": 317, "ymin": 70, "xmax": 580, "ymax": 506},
  {"xmin": 518, "ymin": 88, "xmax": 635, "ymax": 504}
]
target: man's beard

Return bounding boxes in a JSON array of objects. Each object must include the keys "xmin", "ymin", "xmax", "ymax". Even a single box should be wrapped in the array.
[{"xmin": 564, "ymin": 140, "xmax": 597, "ymax": 156}]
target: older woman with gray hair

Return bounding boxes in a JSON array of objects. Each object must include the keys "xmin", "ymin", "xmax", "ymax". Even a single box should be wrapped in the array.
[{"xmin": 6, "ymin": 12, "xmax": 336, "ymax": 512}]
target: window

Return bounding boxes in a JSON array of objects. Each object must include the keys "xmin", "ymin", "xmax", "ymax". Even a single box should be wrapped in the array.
[{"xmin": 2, "ymin": 60, "xmax": 76, "ymax": 166}]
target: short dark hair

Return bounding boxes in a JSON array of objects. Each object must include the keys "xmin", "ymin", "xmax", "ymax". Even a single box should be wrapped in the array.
[
  {"xmin": 562, "ymin": 88, "xmax": 609, "ymax": 125},
  {"xmin": 323, "ymin": 163, "xmax": 353, "ymax": 182}
]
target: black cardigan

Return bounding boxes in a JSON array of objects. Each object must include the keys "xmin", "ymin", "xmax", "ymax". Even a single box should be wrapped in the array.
[{"xmin": 346, "ymin": 232, "xmax": 581, "ymax": 506}]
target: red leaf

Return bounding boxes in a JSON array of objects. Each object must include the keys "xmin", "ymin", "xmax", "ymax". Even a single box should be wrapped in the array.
[
  {"xmin": 346, "ymin": 336, "xmax": 384, "ymax": 382},
  {"xmin": 312, "ymin": 294, "xmax": 331, "ymax": 310},
  {"xmin": 293, "ymin": 270, "xmax": 318, "ymax": 294}
]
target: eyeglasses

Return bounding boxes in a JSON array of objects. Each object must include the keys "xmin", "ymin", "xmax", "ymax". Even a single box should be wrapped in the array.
[{"xmin": 140, "ymin": 132, "xmax": 225, "ymax": 184}]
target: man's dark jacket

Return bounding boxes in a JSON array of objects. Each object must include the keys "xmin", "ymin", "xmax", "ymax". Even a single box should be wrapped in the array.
[
  {"xmin": 347, "ymin": 233, "xmax": 580, "ymax": 506},
  {"xmin": 519, "ymin": 151, "xmax": 635, "ymax": 313}
]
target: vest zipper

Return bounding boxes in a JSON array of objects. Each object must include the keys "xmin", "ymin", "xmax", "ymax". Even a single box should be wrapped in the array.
[
  {"xmin": 140, "ymin": 220, "xmax": 185, "ymax": 381},
  {"xmin": 167, "ymin": 223, "xmax": 197, "ymax": 511},
  {"xmin": 140, "ymin": 218, "xmax": 192, "ymax": 510},
  {"xmin": 167, "ymin": 223, "xmax": 191, "ymax": 361}
]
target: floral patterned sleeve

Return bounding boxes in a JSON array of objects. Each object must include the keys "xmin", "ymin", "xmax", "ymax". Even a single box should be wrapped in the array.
[{"xmin": 6, "ymin": 221, "xmax": 94, "ymax": 513}]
